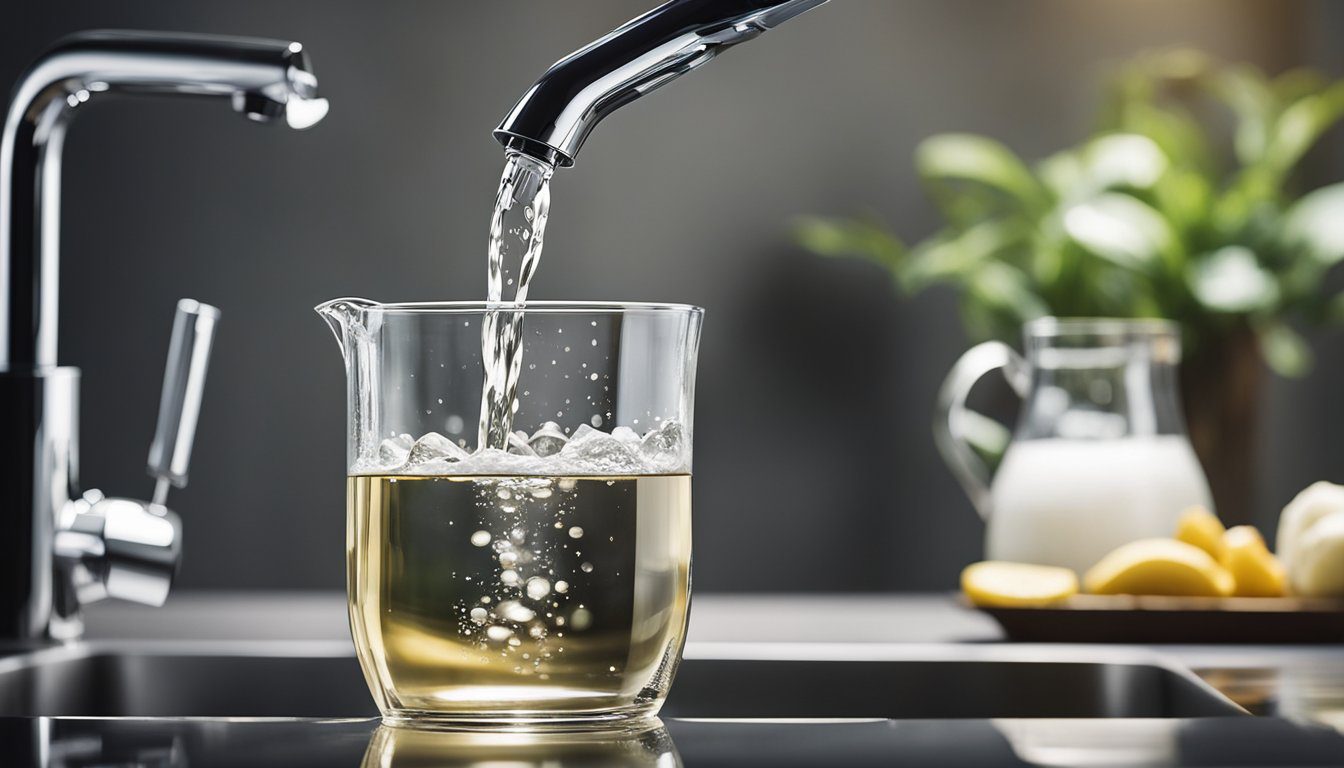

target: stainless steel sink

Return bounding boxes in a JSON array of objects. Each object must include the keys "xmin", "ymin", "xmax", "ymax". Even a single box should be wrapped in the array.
[{"xmin": 0, "ymin": 641, "xmax": 1245, "ymax": 719}]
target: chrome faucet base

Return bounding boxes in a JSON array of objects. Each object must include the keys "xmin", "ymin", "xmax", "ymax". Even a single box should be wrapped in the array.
[{"xmin": 0, "ymin": 369, "xmax": 78, "ymax": 640}]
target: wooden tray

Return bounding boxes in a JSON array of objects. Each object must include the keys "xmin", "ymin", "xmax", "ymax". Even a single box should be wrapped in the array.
[{"xmin": 971, "ymin": 594, "xmax": 1344, "ymax": 644}]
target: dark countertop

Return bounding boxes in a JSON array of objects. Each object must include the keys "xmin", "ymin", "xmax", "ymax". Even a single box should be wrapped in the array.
[{"xmin": 3, "ymin": 592, "xmax": 1338, "ymax": 766}]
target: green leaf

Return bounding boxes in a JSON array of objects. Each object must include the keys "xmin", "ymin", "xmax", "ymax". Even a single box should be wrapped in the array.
[
  {"xmin": 1152, "ymin": 167, "xmax": 1214, "ymax": 235},
  {"xmin": 1204, "ymin": 65, "xmax": 1276, "ymax": 166},
  {"xmin": 1062, "ymin": 193, "xmax": 1177, "ymax": 271},
  {"xmin": 916, "ymin": 134, "xmax": 1048, "ymax": 215},
  {"xmin": 1257, "ymin": 322, "xmax": 1313, "ymax": 377},
  {"xmin": 793, "ymin": 216, "xmax": 904, "ymax": 268},
  {"xmin": 1040, "ymin": 134, "xmax": 1169, "ymax": 202},
  {"xmin": 1186, "ymin": 246, "xmax": 1280, "ymax": 313},
  {"xmin": 1261, "ymin": 80, "xmax": 1344, "ymax": 176},
  {"xmin": 1281, "ymin": 183, "xmax": 1344, "ymax": 266},
  {"xmin": 1111, "ymin": 102, "xmax": 1214, "ymax": 177},
  {"xmin": 961, "ymin": 409, "xmax": 1012, "ymax": 471},
  {"xmin": 966, "ymin": 262, "xmax": 1048, "ymax": 323},
  {"xmin": 902, "ymin": 219, "xmax": 1026, "ymax": 291}
]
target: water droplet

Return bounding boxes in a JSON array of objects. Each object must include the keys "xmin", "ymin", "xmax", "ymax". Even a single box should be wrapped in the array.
[{"xmin": 470, "ymin": 530, "xmax": 491, "ymax": 547}]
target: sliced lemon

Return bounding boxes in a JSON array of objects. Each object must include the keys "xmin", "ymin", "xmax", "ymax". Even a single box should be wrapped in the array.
[
  {"xmin": 1222, "ymin": 525, "xmax": 1287, "ymax": 597},
  {"xmin": 1083, "ymin": 539, "xmax": 1234, "ymax": 597},
  {"xmin": 961, "ymin": 561, "xmax": 1079, "ymax": 608},
  {"xmin": 1175, "ymin": 506, "xmax": 1227, "ymax": 562}
]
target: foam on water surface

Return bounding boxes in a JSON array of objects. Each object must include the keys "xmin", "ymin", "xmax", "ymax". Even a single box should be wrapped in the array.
[{"xmin": 355, "ymin": 419, "xmax": 690, "ymax": 476}]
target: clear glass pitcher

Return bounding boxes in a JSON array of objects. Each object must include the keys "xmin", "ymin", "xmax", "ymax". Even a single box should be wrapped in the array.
[
  {"xmin": 317, "ymin": 298, "xmax": 702, "ymax": 728},
  {"xmin": 935, "ymin": 318, "xmax": 1213, "ymax": 575}
]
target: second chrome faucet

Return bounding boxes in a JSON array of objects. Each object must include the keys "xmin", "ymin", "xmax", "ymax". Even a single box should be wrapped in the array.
[{"xmin": 0, "ymin": 30, "xmax": 328, "ymax": 640}]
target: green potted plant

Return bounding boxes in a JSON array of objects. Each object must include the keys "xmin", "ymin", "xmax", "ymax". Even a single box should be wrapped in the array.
[{"xmin": 796, "ymin": 50, "xmax": 1344, "ymax": 524}]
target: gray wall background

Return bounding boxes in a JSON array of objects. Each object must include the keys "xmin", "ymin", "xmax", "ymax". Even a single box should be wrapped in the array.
[{"xmin": 3, "ymin": 1, "xmax": 1343, "ymax": 591}]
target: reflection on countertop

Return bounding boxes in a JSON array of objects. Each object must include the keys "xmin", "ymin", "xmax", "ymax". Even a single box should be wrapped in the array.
[
  {"xmin": 0, "ymin": 592, "xmax": 1329, "ymax": 767},
  {"xmin": 3, "ymin": 716, "xmax": 1344, "ymax": 767}
]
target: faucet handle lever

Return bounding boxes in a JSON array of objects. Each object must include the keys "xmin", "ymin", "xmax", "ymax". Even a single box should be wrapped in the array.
[{"xmin": 146, "ymin": 299, "xmax": 221, "ymax": 503}]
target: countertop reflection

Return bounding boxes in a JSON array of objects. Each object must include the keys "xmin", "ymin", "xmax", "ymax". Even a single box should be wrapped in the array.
[
  {"xmin": 5, "ymin": 716, "xmax": 1344, "ymax": 767},
  {"xmin": 0, "ymin": 593, "xmax": 1337, "ymax": 767}
]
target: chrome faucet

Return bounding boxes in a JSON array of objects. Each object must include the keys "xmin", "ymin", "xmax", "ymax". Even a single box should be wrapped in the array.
[
  {"xmin": 0, "ymin": 30, "xmax": 328, "ymax": 640},
  {"xmin": 494, "ymin": 0, "xmax": 827, "ymax": 166}
]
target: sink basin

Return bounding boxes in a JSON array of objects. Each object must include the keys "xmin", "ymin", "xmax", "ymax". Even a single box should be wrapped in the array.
[{"xmin": 0, "ymin": 641, "xmax": 1244, "ymax": 719}]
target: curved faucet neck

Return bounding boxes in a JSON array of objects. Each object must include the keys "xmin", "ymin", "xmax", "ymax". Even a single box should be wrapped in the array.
[
  {"xmin": 0, "ymin": 30, "xmax": 328, "ymax": 368},
  {"xmin": 494, "ymin": 0, "xmax": 827, "ymax": 167}
]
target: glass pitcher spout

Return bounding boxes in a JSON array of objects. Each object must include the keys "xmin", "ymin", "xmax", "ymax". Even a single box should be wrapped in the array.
[{"xmin": 315, "ymin": 297, "xmax": 379, "ymax": 357}]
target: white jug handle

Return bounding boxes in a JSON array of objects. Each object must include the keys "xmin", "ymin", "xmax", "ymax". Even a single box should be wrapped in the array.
[{"xmin": 933, "ymin": 341, "xmax": 1031, "ymax": 521}]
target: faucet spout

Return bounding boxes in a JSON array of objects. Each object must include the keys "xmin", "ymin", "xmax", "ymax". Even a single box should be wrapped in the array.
[
  {"xmin": 494, "ymin": 0, "xmax": 827, "ymax": 167},
  {"xmin": 0, "ymin": 30, "xmax": 329, "ymax": 369}
]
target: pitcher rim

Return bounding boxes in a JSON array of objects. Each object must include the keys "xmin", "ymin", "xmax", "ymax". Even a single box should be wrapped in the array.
[
  {"xmin": 1026, "ymin": 316, "xmax": 1178, "ymax": 339},
  {"xmin": 316, "ymin": 298, "xmax": 704, "ymax": 316}
]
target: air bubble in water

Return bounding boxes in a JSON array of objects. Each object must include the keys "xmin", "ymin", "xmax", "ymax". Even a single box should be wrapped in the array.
[
  {"xmin": 526, "ymin": 577, "xmax": 551, "ymax": 600},
  {"xmin": 581, "ymin": 562, "xmax": 594, "ymax": 573},
  {"xmin": 570, "ymin": 608, "xmax": 593, "ymax": 631},
  {"xmin": 554, "ymin": 580, "xmax": 569, "ymax": 594},
  {"xmin": 500, "ymin": 569, "xmax": 520, "ymax": 586},
  {"xmin": 498, "ymin": 600, "xmax": 536, "ymax": 623},
  {"xmin": 569, "ymin": 526, "xmax": 584, "ymax": 539},
  {"xmin": 470, "ymin": 530, "xmax": 491, "ymax": 547},
  {"xmin": 499, "ymin": 550, "xmax": 518, "ymax": 568},
  {"xmin": 486, "ymin": 625, "xmax": 513, "ymax": 642},
  {"xmin": 469, "ymin": 607, "xmax": 488, "ymax": 625}
]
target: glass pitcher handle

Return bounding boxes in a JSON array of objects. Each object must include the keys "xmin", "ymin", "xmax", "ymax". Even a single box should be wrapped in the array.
[{"xmin": 933, "ymin": 341, "xmax": 1030, "ymax": 521}]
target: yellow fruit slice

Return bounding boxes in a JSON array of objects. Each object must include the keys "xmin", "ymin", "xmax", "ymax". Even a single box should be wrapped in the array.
[
  {"xmin": 1222, "ymin": 526, "xmax": 1287, "ymax": 597},
  {"xmin": 1175, "ymin": 506, "xmax": 1227, "ymax": 562},
  {"xmin": 1083, "ymin": 539, "xmax": 1234, "ymax": 597},
  {"xmin": 961, "ymin": 561, "xmax": 1079, "ymax": 608}
]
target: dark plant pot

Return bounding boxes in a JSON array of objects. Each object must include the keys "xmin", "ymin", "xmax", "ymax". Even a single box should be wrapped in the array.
[{"xmin": 1180, "ymin": 325, "xmax": 1262, "ymax": 527}]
